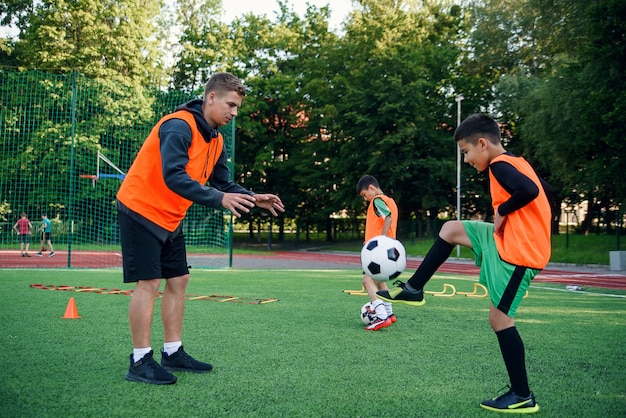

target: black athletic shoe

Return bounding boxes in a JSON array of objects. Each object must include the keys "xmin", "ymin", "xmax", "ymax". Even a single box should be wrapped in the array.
[
  {"xmin": 376, "ymin": 280, "xmax": 425, "ymax": 306},
  {"xmin": 161, "ymin": 346, "xmax": 213, "ymax": 373},
  {"xmin": 125, "ymin": 350, "xmax": 177, "ymax": 385},
  {"xmin": 480, "ymin": 387, "xmax": 539, "ymax": 414}
]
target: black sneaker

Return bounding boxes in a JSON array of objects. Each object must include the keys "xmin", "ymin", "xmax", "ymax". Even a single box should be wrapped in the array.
[
  {"xmin": 376, "ymin": 281, "xmax": 425, "ymax": 306},
  {"xmin": 480, "ymin": 387, "xmax": 539, "ymax": 414},
  {"xmin": 161, "ymin": 346, "xmax": 213, "ymax": 373},
  {"xmin": 125, "ymin": 350, "xmax": 177, "ymax": 385}
]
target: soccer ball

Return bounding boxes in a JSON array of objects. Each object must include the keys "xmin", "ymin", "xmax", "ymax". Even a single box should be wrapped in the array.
[
  {"xmin": 361, "ymin": 302, "xmax": 377, "ymax": 325},
  {"xmin": 360, "ymin": 235, "xmax": 406, "ymax": 282}
]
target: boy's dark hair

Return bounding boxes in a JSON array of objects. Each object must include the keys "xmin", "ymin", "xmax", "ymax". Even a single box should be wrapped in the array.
[
  {"xmin": 454, "ymin": 114, "xmax": 501, "ymax": 145},
  {"xmin": 356, "ymin": 175, "xmax": 380, "ymax": 193}
]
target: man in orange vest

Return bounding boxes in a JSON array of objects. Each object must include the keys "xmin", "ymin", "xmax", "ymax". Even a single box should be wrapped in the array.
[
  {"xmin": 378, "ymin": 114, "xmax": 552, "ymax": 413},
  {"xmin": 117, "ymin": 72, "xmax": 284, "ymax": 385}
]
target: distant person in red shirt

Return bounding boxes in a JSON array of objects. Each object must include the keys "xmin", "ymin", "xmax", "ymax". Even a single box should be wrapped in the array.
[{"xmin": 13, "ymin": 212, "xmax": 33, "ymax": 257}]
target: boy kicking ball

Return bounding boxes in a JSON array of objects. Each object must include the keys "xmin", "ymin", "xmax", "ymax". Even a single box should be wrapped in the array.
[{"xmin": 378, "ymin": 114, "xmax": 552, "ymax": 413}]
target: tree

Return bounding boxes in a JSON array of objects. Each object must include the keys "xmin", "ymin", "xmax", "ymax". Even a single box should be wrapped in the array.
[
  {"xmin": 170, "ymin": 0, "xmax": 230, "ymax": 92},
  {"xmin": 228, "ymin": 3, "xmax": 338, "ymax": 241},
  {"xmin": 322, "ymin": 0, "xmax": 463, "ymax": 234},
  {"xmin": 15, "ymin": 0, "xmax": 163, "ymax": 84},
  {"xmin": 481, "ymin": 0, "xmax": 626, "ymax": 234}
]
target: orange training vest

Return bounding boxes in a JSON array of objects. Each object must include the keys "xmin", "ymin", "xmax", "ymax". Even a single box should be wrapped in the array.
[
  {"xmin": 365, "ymin": 195, "xmax": 398, "ymax": 241},
  {"xmin": 117, "ymin": 111, "xmax": 223, "ymax": 232},
  {"xmin": 489, "ymin": 154, "xmax": 551, "ymax": 269}
]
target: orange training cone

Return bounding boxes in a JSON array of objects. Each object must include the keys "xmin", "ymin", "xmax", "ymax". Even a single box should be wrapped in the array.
[{"xmin": 61, "ymin": 297, "xmax": 81, "ymax": 319}]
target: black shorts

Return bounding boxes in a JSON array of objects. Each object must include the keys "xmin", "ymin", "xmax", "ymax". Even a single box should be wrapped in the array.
[
  {"xmin": 19, "ymin": 234, "xmax": 30, "ymax": 244},
  {"xmin": 118, "ymin": 210, "xmax": 189, "ymax": 283},
  {"xmin": 42, "ymin": 232, "xmax": 51, "ymax": 241}
]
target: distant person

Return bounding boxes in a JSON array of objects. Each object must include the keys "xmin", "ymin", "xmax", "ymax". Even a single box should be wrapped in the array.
[
  {"xmin": 36, "ymin": 213, "xmax": 55, "ymax": 257},
  {"xmin": 116, "ymin": 72, "xmax": 284, "ymax": 385},
  {"xmin": 13, "ymin": 212, "xmax": 33, "ymax": 257},
  {"xmin": 378, "ymin": 114, "xmax": 553, "ymax": 414},
  {"xmin": 356, "ymin": 174, "xmax": 397, "ymax": 331}
]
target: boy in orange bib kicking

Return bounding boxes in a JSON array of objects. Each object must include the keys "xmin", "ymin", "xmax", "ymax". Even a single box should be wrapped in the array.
[{"xmin": 378, "ymin": 114, "xmax": 552, "ymax": 414}]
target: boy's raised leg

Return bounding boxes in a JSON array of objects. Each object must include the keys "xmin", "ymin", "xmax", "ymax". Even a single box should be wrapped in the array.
[{"xmin": 377, "ymin": 230, "xmax": 456, "ymax": 305}]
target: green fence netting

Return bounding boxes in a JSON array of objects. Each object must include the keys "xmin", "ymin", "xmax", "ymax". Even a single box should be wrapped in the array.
[{"xmin": 0, "ymin": 69, "xmax": 234, "ymax": 269}]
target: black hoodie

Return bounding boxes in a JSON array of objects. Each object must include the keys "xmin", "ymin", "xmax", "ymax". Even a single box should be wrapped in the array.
[{"xmin": 159, "ymin": 99, "xmax": 253, "ymax": 210}]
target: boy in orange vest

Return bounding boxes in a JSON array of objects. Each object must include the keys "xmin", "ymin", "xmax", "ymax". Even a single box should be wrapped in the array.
[
  {"xmin": 378, "ymin": 114, "xmax": 552, "ymax": 413},
  {"xmin": 356, "ymin": 175, "xmax": 398, "ymax": 331}
]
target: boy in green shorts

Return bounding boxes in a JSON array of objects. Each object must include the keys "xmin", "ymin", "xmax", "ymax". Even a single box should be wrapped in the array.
[{"xmin": 378, "ymin": 114, "xmax": 552, "ymax": 414}]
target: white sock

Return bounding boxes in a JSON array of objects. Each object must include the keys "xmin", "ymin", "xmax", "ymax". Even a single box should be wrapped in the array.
[
  {"xmin": 371, "ymin": 299, "xmax": 388, "ymax": 320},
  {"xmin": 163, "ymin": 341, "xmax": 182, "ymax": 356},
  {"xmin": 384, "ymin": 301, "xmax": 393, "ymax": 316},
  {"xmin": 133, "ymin": 347, "xmax": 152, "ymax": 363}
]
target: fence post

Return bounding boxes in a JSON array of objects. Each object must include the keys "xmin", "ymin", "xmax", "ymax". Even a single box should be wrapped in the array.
[{"xmin": 67, "ymin": 71, "xmax": 78, "ymax": 268}]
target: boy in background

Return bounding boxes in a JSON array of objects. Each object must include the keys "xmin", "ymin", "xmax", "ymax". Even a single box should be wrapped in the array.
[
  {"xmin": 36, "ymin": 213, "xmax": 55, "ymax": 257},
  {"xmin": 356, "ymin": 175, "xmax": 398, "ymax": 331},
  {"xmin": 378, "ymin": 114, "xmax": 552, "ymax": 413}
]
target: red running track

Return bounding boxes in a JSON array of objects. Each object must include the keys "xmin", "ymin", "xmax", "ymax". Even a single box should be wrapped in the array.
[
  {"xmin": 2, "ymin": 250, "xmax": 626, "ymax": 290},
  {"xmin": 238, "ymin": 251, "xmax": 626, "ymax": 291}
]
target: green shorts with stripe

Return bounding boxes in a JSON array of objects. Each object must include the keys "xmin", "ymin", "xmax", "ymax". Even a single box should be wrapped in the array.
[{"xmin": 462, "ymin": 220, "xmax": 540, "ymax": 317}]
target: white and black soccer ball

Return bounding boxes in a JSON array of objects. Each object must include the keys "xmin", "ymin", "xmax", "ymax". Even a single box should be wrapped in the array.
[
  {"xmin": 360, "ymin": 235, "xmax": 406, "ymax": 282},
  {"xmin": 361, "ymin": 302, "xmax": 377, "ymax": 325}
]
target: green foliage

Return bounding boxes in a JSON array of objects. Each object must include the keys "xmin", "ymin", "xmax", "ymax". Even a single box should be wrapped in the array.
[
  {"xmin": 171, "ymin": 0, "xmax": 229, "ymax": 92},
  {"xmin": 0, "ymin": 269, "xmax": 624, "ymax": 416},
  {"xmin": 330, "ymin": 1, "xmax": 463, "ymax": 221},
  {"xmin": 0, "ymin": 69, "xmax": 235, "ymax": 261},
  {"xmin": 466, "ymin": 0, "xmax": 626, "ymax": 232},
  {"xmin": 1, "ymin": 0, "xmax": 625, "ymax": 241},
  {"xmin": 14, "ymin": 0, "xmax": 164, "ymax": 83},
  {"xmin": 550, "ymin": 232, "xmax": 624, "ymax": 265}
]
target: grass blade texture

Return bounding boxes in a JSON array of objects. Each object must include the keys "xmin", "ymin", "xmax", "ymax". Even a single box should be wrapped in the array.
[{"xmin": 1, "ymin": 269, "xmax": 625, "ymax": 417}]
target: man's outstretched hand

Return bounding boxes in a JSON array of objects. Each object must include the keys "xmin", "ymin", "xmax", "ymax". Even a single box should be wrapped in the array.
[
  {"xmin": 221, "ymin": 193, "xmax": 284, "ymax": 217},
  {"xmin": 252, "ymin": 193, "xmax": 285, "ymax": 217}
]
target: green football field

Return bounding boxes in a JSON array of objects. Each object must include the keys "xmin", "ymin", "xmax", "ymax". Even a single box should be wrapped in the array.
[{"xmin": 1, "ymin": 268, "xmax": 625, "ymax": 417}]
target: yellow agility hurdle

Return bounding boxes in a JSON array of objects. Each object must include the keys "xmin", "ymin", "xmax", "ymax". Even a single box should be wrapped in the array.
[
  {"xmin": 343, "ymin": 285, "xmax": 368, "ymax": 296},
  {"xmin": 457, "ymin": 283, "xmax": 489, "ymax": 298},
  {"xmin": 342, "ymin": 282, "xmax": 527, "ymax": 299},
  {"xmin": 425, "ymin": 283, "xmax": 456, "ymax": 297}
]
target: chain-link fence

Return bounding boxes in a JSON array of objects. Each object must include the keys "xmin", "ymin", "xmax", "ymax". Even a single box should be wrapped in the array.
[{"xmin": 0, "ymin": 69, "xmax": 234, "ymax": 269}]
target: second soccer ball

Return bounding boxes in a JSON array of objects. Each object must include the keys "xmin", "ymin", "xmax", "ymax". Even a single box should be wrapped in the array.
[
  {"xmin": 361, "ymin": 302, "xmax": 377, "ymax": 325},
  {"xmin": 360, "ymin": 235, "xmax": 406, "ymax": 282}
]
